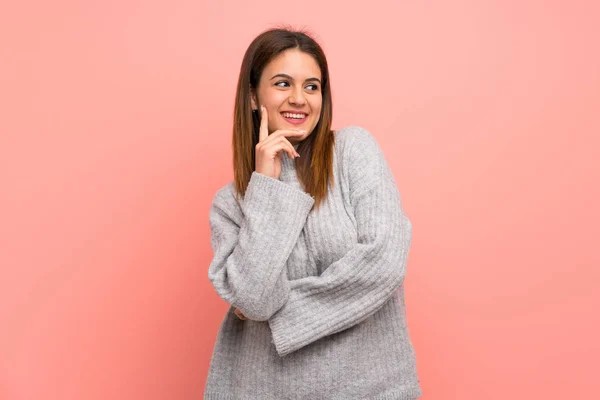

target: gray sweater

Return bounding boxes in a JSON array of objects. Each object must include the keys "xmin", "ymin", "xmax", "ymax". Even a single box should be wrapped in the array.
[{"xmin": 205, "ymin": 126, "xmax": 422, "ymax": 399}]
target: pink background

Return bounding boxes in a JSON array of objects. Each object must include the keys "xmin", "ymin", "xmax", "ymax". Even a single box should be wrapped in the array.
[{"xmin": 1, "ymin": 1, "xmax": 599, "ymax": 399}]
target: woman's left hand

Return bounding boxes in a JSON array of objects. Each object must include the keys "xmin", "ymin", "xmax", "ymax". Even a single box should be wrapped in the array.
[{"xmin": 234, "ymin": 307, "xmax": 249, "ymax": 320}]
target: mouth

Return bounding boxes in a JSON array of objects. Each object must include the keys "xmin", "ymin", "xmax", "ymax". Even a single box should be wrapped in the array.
[{"xmin": 281, "ymin": 111, "xmax": 308, "ymax": 125}]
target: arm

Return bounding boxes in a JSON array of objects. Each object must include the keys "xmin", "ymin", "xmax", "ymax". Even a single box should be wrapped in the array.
[
  {"xmin": 207, "ymin": 171, "xmax": 314, "ymax": 321},
  {"xmin": 268, "ymin": 128, "xmax": 413, "ymax": 357}
]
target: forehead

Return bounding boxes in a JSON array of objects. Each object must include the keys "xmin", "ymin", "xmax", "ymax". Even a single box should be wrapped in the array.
[{"xmin": 263, "ymin": 49, "xmax": 321, "ymax": 80}]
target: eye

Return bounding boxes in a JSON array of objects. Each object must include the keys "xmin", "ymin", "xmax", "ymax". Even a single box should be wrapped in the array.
[
  {"xmin": 306, "ymin": 84, "xmax": 319, "ymax": 91},
  {"xmin": 275, "ymin": 81, "xmax": 290, "ymax": 87}
]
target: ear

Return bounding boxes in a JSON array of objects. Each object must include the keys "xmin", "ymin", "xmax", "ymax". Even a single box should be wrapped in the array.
[{"xmin": 250, "ymin": 87, "xmax": 258, "ymax": 110}]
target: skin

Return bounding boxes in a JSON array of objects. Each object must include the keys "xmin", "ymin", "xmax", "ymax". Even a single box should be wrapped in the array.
[
  {"xmin": 250, "ymin": 48, "xmax": 324, "ymax": 179},
  {"xmin": 235, "ymin": 49, "xmax": 323, "ymax": 320}
]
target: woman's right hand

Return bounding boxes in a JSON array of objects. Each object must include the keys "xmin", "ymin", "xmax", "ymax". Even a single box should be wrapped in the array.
[{"xmin": 255, "ymin": 105, "xmax": 305, "ymax": 180}]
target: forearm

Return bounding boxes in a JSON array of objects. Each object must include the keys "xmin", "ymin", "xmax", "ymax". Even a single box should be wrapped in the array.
[{"xmin": 208, "ymin": 172, "xmax": 315, "ymax": 320}]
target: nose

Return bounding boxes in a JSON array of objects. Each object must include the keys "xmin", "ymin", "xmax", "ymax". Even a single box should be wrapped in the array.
[{"xmin": 288, "ymin": 85, "xmax": 306, "ymax": 106}]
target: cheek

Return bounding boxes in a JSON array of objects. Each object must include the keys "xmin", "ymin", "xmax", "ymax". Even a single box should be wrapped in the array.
[
  {"xmin": 312, "ymin": 98, "xmax": 322, "ymax": 112},
  {"xmin": 312, "ymin": 103, "xmax": 322, "ymax": 121}
]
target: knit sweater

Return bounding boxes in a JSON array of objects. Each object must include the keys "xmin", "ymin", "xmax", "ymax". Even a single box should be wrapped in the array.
[{"xmin": 204, "ymin": 126, "xmax": 422, "ymax": 400}]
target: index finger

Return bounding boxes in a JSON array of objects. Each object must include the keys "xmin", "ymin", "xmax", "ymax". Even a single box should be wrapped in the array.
[{"xmin": 259, "ymin": 105, "xmax": 268, "ymax": 142}]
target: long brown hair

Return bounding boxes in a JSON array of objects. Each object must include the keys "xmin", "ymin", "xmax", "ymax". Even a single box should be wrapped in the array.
[{"xmin": 232, "ymin": 27, "xmax": 335, "ymax": 211}]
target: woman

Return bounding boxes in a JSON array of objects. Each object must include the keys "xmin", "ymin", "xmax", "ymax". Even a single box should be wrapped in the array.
[{"xmin": 205, "ymin": 27, "xmax": 422, "ymax": 400}]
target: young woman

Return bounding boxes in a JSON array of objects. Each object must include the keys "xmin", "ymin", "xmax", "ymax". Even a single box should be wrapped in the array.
[{"xmin": 205, "ymin": 27, "xmax": 422, "ymax": 400}]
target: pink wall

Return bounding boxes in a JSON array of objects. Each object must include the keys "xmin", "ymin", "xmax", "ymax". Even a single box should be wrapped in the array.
[{"xmin": 1, "ymin": 1, "xmax": 599, "ymax": 399}]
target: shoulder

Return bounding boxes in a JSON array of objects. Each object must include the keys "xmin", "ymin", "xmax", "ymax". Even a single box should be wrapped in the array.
[
  {"xmin": 334, "ymin": 125, "xmax": 380, "ymax": 153},
  {"xmin": 333, "ymin": 126, "xmax": 396, "ymax": 196},
  {"xmin": 333, "ymin": 125, "xmax": 386, "ymax": 168},
  {"xmin": 211, "ymin": 181, "xmax": 238, "ymax": 208}
]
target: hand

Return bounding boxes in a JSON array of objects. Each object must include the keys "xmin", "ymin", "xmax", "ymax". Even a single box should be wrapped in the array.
[
  {"xmin": 255, "ymin": 105, "xmax": 305, "ymax": 179},
  {"xmin": 234, "ymin": 307, "xmax": 249, "ymax": 320}
]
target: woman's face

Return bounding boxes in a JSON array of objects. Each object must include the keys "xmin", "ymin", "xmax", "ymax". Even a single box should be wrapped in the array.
[{"xmin": 251, "ymin": 49, "xmax": 323, "ymax": 145}]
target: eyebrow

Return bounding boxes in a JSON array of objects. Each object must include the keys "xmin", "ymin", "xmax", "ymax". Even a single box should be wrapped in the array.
[{"xmin": 270, "ymin": 73, "xmax": 321, "ymax": 85}]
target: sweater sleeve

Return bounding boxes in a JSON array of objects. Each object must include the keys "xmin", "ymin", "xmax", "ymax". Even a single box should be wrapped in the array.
[
  {"xmin": 207, "ymin": 171, "xmax": 315, "ymax": 321},
  {"xmin": 268, "ymin": 127, "xmax": 413, "ymax": 357}
]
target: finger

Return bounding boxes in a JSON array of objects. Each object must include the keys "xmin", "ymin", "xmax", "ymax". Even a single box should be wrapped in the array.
[
  {"xmin": 259, "ymin": 105, "xmax": 268, "ymax": 142},
  {"xmin": 270, "ymin": 129, "xmax": 307, "ymax": 138},
  {"xmin": 263, "ymin": 137, "xmax": 298, "ymax": 159},
  {"xmin": 234, "ymin": 308, "xmax": 247, "ymax": 320},
  {"xmin": 261, "ymin": 129, "xmax": 305, "ymax": 149}
]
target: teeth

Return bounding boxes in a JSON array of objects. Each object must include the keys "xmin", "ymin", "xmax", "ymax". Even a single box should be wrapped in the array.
[{"xmin": 282, "ymin": 112, "xmax": 306, "ymax": 119}]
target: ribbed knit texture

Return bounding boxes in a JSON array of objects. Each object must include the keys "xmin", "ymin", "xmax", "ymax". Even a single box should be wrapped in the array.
[{"xmin": 205, "ymin": 126, "xmax": 422, "ymax": 400}]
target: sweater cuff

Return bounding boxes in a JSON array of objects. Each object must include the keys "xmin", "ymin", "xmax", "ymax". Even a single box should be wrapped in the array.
[
  {"xmin": 269, "ymin": 314, "xmax": 295, "ymax": 356},
  {"xmin": 268, "ymin": 287, "xmax": 308, "ymax": 357},
  {"xmin": 243, "ymin": 172, "xmax": 315, "ymax": 216}
]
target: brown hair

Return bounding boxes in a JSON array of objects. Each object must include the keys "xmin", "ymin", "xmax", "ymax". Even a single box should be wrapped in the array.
[{"xmin": 232, "ymin": 26, "xmax": 335, "ymax": 210}]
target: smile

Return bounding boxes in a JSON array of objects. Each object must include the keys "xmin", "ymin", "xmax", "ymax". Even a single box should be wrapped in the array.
[{"xmin": 281, "ymin": 112, "xmax": 308, "ymax": 125}]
